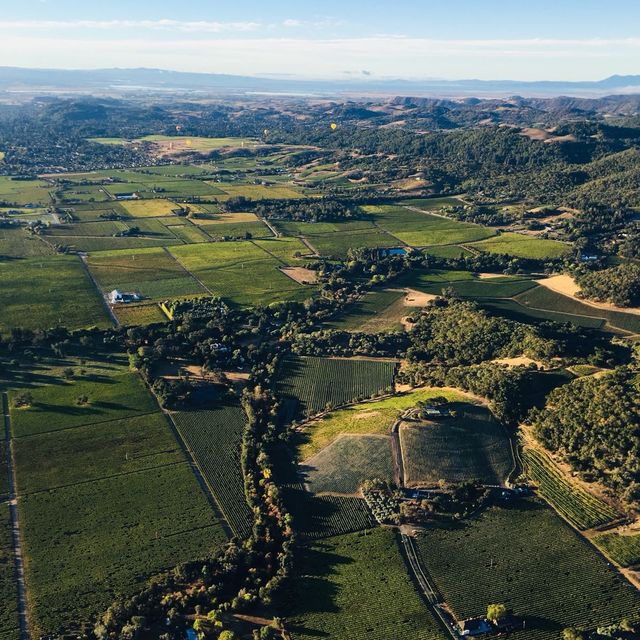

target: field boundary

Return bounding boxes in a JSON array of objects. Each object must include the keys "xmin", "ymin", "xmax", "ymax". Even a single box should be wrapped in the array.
[
  {"xmin": 78, "ymin": 253, "xmax": 119, "ymax": 327},
  {"xmin": 2, "ymin": 393, "xmax": 31, "ymax": 640},
  {"xmin": 162, "ymin": 246, "xmax": 215, "ymax": 296}
]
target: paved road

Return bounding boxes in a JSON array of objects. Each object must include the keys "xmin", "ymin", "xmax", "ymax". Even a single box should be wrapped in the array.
[{"xmin": 2, "ymin": 393, "xmax": 31, "ymax": 640}]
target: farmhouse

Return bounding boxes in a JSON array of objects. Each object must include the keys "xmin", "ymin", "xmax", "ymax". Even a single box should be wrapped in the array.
[
  {"xmin": 458, "ymin": 618, "xmax": 492, "ymax": 637},
  {"xmin": 109, "ymin": 289, "xmax": 142, "ymax": 304},
  {"xmin": 115, "ymin": 192, "xmax": 140, "ymax": 200}
]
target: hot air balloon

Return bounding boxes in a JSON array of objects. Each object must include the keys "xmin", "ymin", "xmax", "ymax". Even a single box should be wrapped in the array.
[{"xmin": 330, "ymin": 122, "xmax": 338, "ymax": 130}]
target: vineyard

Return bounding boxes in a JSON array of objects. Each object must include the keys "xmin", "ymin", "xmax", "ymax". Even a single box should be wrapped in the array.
[
  {"xmin": 593, "ymin": 531, "xmax": 640, "ymax": 567},
  {"xmin": 0, "ymin": 503, "xmax": 19, "ymax": 640},
  {"xmin": 172, "ymin": 402, "xmax": 254, "ymax": 538},
  {"xmin": 278, "ymin": 356, "xmax": 397, "ymax": 419},
  {"xmin": 288, "ymin": 528, "xmax": 445, "ymax": 640},
  {"xmin": 285, "ymin": 488, "xmax": 375, "ymax": 539},
  {"xmin": 414, "ymin": 501, "xmax": 640, "ymax": 640},
  {"xmin": 522, "ymin": 448, "xmax": 620, "ymax": 530}
]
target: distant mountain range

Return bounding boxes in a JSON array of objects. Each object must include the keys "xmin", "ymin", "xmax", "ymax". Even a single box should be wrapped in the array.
[{"xmin": 1, "ymin": 67, "xmax": 640, "ymax": 98}]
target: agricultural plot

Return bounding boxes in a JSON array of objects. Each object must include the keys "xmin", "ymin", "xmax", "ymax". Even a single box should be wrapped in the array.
[
  {"xmin": 514, "ymin": 286, "xmax": 640, "ymax": 334},
  {"xmin": 172, "ymin": 401, "xmax": 253, "ymax": 539},
  {"xmin": 56, "ymin": 184, "xmax": 112, "ymax": 203},
  {"xmin": 274, "ymin": 220, "xmax": 376, "ymax": 236},
  {"xmin": 403, "ymin": 197, "xmax": 466, "ymax": 210},
  {"xmin": 213, "ymin": 183, "xmax": 303, "ymax": 200},
  {"xmin": 288, "ymin": 528, "xmax": 445, "ymax": 640},
  {"xmin": 0, "ymin": 227, "xmax": 54, "ymax": 258},
  {"xmin": 328, "ymin": 289, "xmax": 406, "ymax": 333},
  {"xmin": 523, "ymin": 448, "xmax": 620, "ymax": 530},
  {"xmin": 85, "ymin": 247, "xmax": 206, "ymax": 302},
  {"xmin": 423, "ymin": 245, "xmax": 474, "ymax": 259},
  {"xmin": 277, "ymin": 356, "xmax": 397, "ymax": 420},
  {"xmin": 140, "ymin": 135, "xmax": 257, "ymax": 151},
  {"xmin": 593, "ymin": 531, "xmax": 640, "ymax": 567},
  {"xmin": 305, "ymin": 229, "xmax": 399, "ymax": 258},
  {"xmin": 365, "ymin": 204, "xmax": 494, "ymax": 247},
  {"xmin": 252, "ymin": 237, "xmax": 310, "ymax": 263},
  {"xmin": 20, "ymin": 463, "xmax": 226, "ymax": 637},
  {"xmin": 0, "ymin": 255, "xmax": 110, "ymax": 333},
  {"xmin": 9, "ymin": 371, "xmax": 157, "ymax": 437},
  {"xmin": 112, "ymin": 303, "xmax": 167, "ymax": 326},
  {"xmin": 198, "ymin": 221, "xmax": 271, "ymax": 240},
  {"xmin": 468, "ymin": 232, "xmax": 571, "ymax": 259},
  {"xmin": 163, "ymin": 223, "xmax": 211, "ymax": 244},
  {"xmin": 0, "ymin": 177, "xmax": 52, "ymax": 206},
  {"xmin": 284, "ymin": 489, "xmax": 375, "ymax": 539},
  {"xmin": 118, "ymin": 198, "xmax": 182, "ymax": 217},
  {"xmin": 298, "ymin": 388, "xmax": 466, "ymax": 460},
  {"xmin": 302, "ymin": 434, "xmax": 394, "ymax": 494},
  {"xmin": 190, "ymin": 211, "xmax": 257, "ymax": 224},
  {"xmin": 169, "ymin": 241, "xmax": 308, "ymax": 306},
  {"xmin": 13, "ymin": 412, "xmax": 183, "ymax": 494},
  {"xmin": 400, "ymin": 403, "xmax": 513, "ymax": 486},
  {"xmin": 0, "ymin": 503, "xmax": 19, "ymax": 640},
  {"xmin": 414, "ymin": 501, "xmax": 640, "ymax": 640}
]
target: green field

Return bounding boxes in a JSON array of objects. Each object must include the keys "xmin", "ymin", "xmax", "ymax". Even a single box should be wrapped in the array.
[
  {"xmin": 112, "ymin": 303, "xmax": 168, "ymax": 326},
  {"xmin": 199, "ymin": 221, "xmax": 272, "ymax": 240},
  {"xmin": 21, "ymin": 463, "xmax": 226, "ymax": 636},
  {"xmin": 303, "ymin": 435, "xmax": 393, "ymax": 494},
  {"xmin": 400, "ymin": 403, "xmax": 513, "ymax": 486},
  {"xmin": 365, "ymin": 204, "xmax": 495, "ymax": 247},
  {"xmin": 523, "ymin": 448, "xmax": 620, "ymax": 530},
  {"xmin": 288, "ymin": 528, "xmax": 445, "ymax": 640},
  {"xmin": 328, "ymin": 289, "xmax": 406, "ymax": 332},
  {"xmin": 593, "ymin": 531, "xmax": 640, "ymax": 567},
  {"xmin": 0, "ymin": 503, "xmax": 19, "ymax": 640},
  {"xmin": 169, "ymin": 241, "xmax": 308, "ymax": 306},
  {"xmin": 172, "ymin": 402, "xmax": 253, "ymax": 539},
  {"xmin": 14, "ymin": 412, "xmax": 183, "ymax": 494},
  {"xmin": 306, "ymin": 229, "xmax": 400, "ymax": 258},
  {"xmin": 299, "ymin": 387, "xmax": 466, "ymax": 460},
  {"xmin": 414, "ymin": 501, "xmax": 640, "ymax": 640},
  {"xmin": 0, "ymin": 227, "xmax": 54, "ymax": 258},
  {"xmin": 278, "ymin": 356, "xmax": 397, "ymax": 421},
  {"xmin": 468, "ymin": 232, "xmax": 571, "ymax": 259},
  {"xmin": 9, "ymin": 371, "xmax": 157, "ymax": 437},
  {"xmin": 0, "ymin": 256, "xmax": 110, "ymax": 333},
  {"xmin": 118, "ymin": 198, "xmax": 181, "ymax": 217},
  {"xmin": 0, "ymin": 177, "xmax": 52, "ymax": 206}
]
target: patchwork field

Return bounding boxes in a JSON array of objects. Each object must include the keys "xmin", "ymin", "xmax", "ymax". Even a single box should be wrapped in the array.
[
  {"xmin": 0, "ymin": 177, "xmax": 52, "ymax": 206},
  {"xmin": 0, "ymin": 255, "xmax": 110, "ymax": 333},
  {"xmin": 118, "ymin": 198, "xmax": 181, "ymax": 217},
  {"xmin": 278, "ymin": 356, "xmax": 397, "ymax": 421},
  {"xmin": 7, "ymin": 362, "xmax": 227, "ymax": 637},
  {"xmin": 415, "ymin": 501, "xmax": 640, "ymax": 640},
  {"xmin": 172, "ymin": 401, "xmax": 253, "ymax": 539},
  {"xmin": 298, "ymin": 387, "xmax": 467, "ymax": 460},
  {"xmin": 288, "ymin": 528, "xmax": 445, "ymax": 640},
  {"xmin": 400, "ymin": 403, "xmax": 513, "ymax": 486},
  {"xmin": 468, "ymin": 232, "xmax": 571, "ymax": 259},
  {"xmin": 328, "ymin": 289, "xmax": 407, "ymax": 333}
]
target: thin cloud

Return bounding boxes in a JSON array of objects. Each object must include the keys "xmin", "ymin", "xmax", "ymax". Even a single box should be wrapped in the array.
[{"xmin": 0, "ymin": 19, "xmax": 263, "ymax": 33}]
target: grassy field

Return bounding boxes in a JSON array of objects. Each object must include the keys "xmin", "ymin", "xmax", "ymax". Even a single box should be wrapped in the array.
[
  {"xmin": 287, "ymin": 528, "xmax": 445, "ymax": 640},
  {"xmin": 141, "ymin": 135, "xmax": 256, "ymax": 150},
  {"xmin": 169, "ymin": 241, "xmax": 308, "ymax": 306},
  {"xmin": 13, "ymin": 412, "xmax": 183, "ymax": 494},
  {"xmin": 303, "ymin": 435, "xmax": 393, "ymax": 494},
  {"xmin": 365, "ymin": 204, "xmax": 494, "ymax": 247},
  {"xmin": 118, "ymin": 199, "xmax": 181, "ymax": 217},
  {"xmin": 278, "ymin": 356, "xmax": 397, "ymax": 421},
  {"xmin": 0, "ymin": 177, "xmax": 52, "ymax": 206},
  {"xmin": 400, "ymin": 403, "xmax": 513, "ymax": 486},
  {"xmin": 522, "ymin": 448, "xmax": 620, "ymax": 530},
  {"xmin": 9, "ymin": 371, "xmax": 157, "ymax": 437},
  {"xmin": 328, "ymin": 289, "xmax": 406, "ymax": 332},
  {"xmin": 172, "ymin": 401, "xmax": 253, "ymax": 539},
  {"xmin": 200, "ymin": 221, "xmax": 272, "ymax": 240},
  {"xmin": 0, "ymin": 256, "xmax": 110, "ymax": 333},
  {"xmin": 112, "ymin": 303, "xmax": 168, "ymax": 326},
  {"xmin": 593, "ymin": 531, "xmax": 640, "ymax": 567},
  {"xmin": 298, "ymin": 387, "xmax": 467, "ymax": 460},
  {"xmin": 414, "ymin": 500, "xmax": 640, "ymax": 640},
  {"xmin": 214, "ymin": 183, "xmax": 302, "ymax": 200},
  {"xmin": 0, "ymin": 227, "xmax": 54, "ymax": 258},
  {"xmin": 403, "ymin": 197, "xmax": 465, "ymax": 210},
  {"xmin": 0, "ymin": 503, "xmax": 20, "ymax": 640},
  {"xmin": 85, "ymin": 247, "xmax": 206, "ymax": 302},
  {"xmin": 468, "ymin": 232, "xmax": 571, "ymax": 259}
]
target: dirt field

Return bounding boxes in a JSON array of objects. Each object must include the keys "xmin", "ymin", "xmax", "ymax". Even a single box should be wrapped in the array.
[
  {"xmin": 280, "ymin": 266, "xmax": 318, "ymax": 284},
  {"xmin": 403, "ymin": 288, "xmax": 437, "ymax": 306}
]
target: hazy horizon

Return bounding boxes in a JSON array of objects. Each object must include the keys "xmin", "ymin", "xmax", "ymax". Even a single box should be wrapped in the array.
[{"xmin": 2, "ymin": 0, "xmax": 640, "ymax": 81}]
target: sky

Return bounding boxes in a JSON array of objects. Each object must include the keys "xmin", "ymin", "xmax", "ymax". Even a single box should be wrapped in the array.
[{"xmin": 1, "ymin": 0, "xmax": 640, "ymax": 81}]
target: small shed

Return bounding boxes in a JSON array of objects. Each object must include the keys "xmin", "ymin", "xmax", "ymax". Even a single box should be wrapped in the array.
[{"xmin": 458, "ymin": 618, "xmax": 492, "ymax": 637}]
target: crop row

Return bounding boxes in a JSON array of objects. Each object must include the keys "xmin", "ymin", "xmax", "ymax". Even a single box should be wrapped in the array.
[
  {"xmin": 278, "ymin": 356, "xmax": 397, "ymax": 418},
  {"xmin": 523, "ymin": 448, "xmax": 619, "ymax": 530},
  {"xmin": 172, "ymin": 404, "xmax": 254, "ymax": 538}
]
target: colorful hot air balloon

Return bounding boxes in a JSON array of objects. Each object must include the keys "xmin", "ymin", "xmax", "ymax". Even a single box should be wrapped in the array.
[{"xmin": 330, "ymin": 122, "xmax": 338, "ymax": 130}]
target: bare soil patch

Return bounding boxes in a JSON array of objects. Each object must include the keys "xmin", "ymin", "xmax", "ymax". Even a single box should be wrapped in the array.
[
  {"xmin": 279, "ymin": 266, "xmax": 318, "ymax": 284},
  {"xmin": 403, "ymin": 288, "xmax": 437, "ymax": 307}
]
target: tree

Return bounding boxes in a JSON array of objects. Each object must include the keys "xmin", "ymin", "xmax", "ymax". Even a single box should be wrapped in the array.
[
  {"xmin": 487, "ymin": 603, "xmax": 507, "ymax": 623},
  {"xmin": 563, "ymin": 628, "xmax": 584, "ymax": 640},
  {"xmin": 12, "ymin": 391, "xmax": 33, "ymax": 408},
  {"xmin": 219, "ymin": 632, "xmax": 239, "ymax": 640}
]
